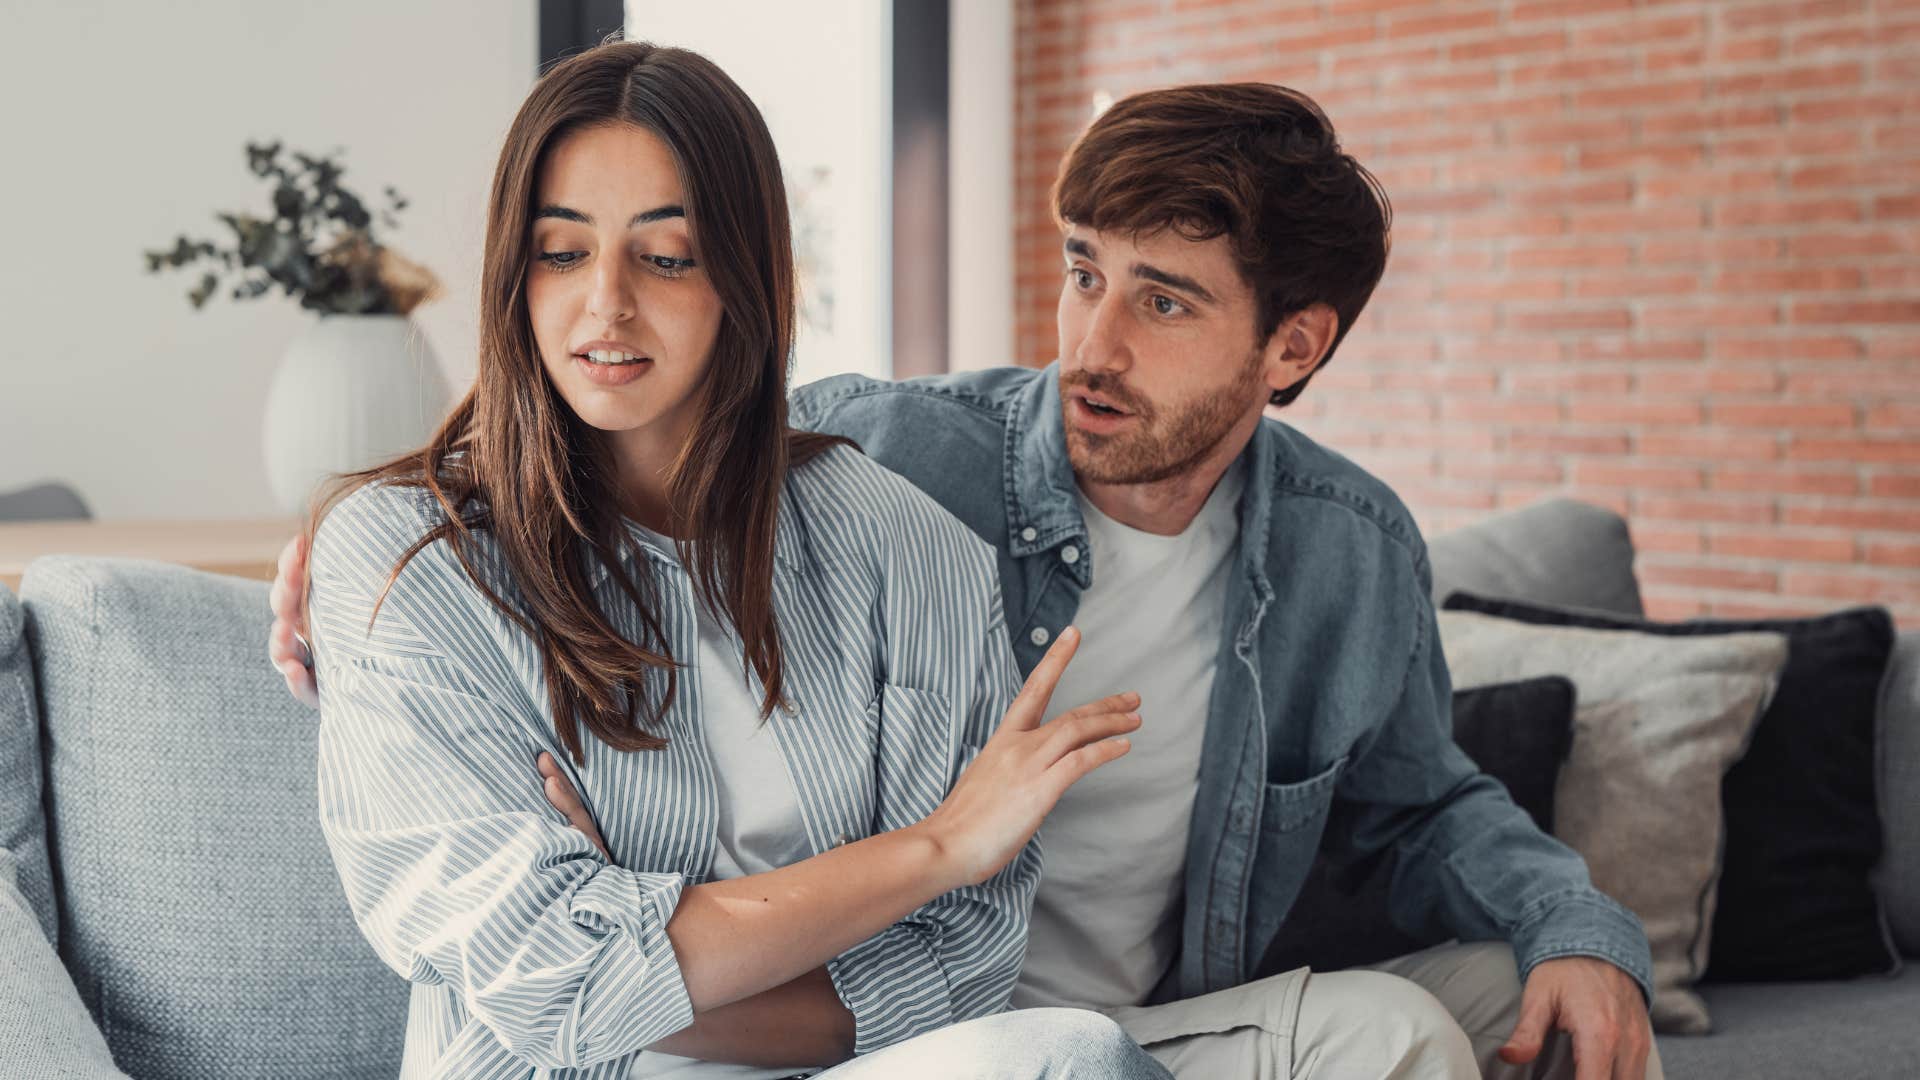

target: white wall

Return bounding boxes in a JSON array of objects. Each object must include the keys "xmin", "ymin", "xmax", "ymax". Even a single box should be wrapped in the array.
[
  {"xmin": 948, "ymin": 0, "xmax": 1015, "ymax": 372},
  {"xmin": 0, "ymin": 0, "xmax": 535, "ymax": 520},
  {"xmin": 624, "ymin": 0, "xmax": 893, "ymax": 389}
]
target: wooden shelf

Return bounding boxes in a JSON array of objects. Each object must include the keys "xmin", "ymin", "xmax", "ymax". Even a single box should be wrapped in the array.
[{"xmin": 0, "ymin": 519, "xmax": 300, "ymax": 592}]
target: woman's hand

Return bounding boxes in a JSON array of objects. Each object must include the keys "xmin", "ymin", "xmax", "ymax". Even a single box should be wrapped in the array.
[
  {"xmin": 537, "ymin": 751, "xmax": 613, "ymax": 862},
  {"xmin": 915, "ymin": 626, "xmax": 1138, "ymax": 887}
]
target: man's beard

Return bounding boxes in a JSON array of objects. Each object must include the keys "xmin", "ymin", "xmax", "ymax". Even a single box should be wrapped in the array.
[{"xmin": 1060, "ymin": 354, "xmax": 1263, "ymax": 486}]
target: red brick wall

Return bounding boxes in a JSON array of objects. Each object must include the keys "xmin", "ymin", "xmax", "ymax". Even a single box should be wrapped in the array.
[{"xmin": 1014, "ymin": 0, "xmax": 1920, "ymax": 626}]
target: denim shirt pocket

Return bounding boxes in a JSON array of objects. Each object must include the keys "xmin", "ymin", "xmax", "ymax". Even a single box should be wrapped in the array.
[
  {"xmin": 1245, "ymin": 754, "xmax": 1352, "ymax": 973},
  {"xmin": 1261, "ymin": 754, "xmax": 1350, "ymax": 834}
]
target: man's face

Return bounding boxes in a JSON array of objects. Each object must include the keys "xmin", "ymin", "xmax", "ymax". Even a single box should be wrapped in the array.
[{"xmin": 1055, "ymin": 225, "xmax": 1273, "ymax": 485}]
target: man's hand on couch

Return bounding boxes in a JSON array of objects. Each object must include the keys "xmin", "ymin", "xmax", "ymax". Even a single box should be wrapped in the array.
[
  {"xmin": 1500, "ymin": 956, "xmax": 1652, "ymax": 1080},
  {"xmin": 268, "ymin": 536, "xmax": 318, "ymax": 708}
]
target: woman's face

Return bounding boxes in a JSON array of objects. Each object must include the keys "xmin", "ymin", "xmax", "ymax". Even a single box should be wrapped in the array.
[{"xmin": 526, "ymin": 122, "xmax": 723, "ymax": 480}]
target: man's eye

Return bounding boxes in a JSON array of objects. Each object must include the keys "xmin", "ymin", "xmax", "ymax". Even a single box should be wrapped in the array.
[
  {"xmin": 1152, "ymin": 294, "xmax": 1184, "ymax": 316},
  {"xmin": 1070, "ymin": 269, "xmax": 1094, "ymax": 289}
]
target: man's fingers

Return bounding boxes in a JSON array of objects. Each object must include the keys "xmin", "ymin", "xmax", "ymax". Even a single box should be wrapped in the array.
[
  {"xmin": 1498, "ymin": 993, "xmax": 1553, "ymax": 1065},
  {"xmin": 1005, "ymin": 626, "xmax": 1080, "ymax": 730},
  {"xmin": 275, "ymin": 535, "xmax": 302, "ymax": 580},
  {"xmin": 272, "ymin": 537, "xmax": 302, "ymax": 612},
  {"xmin": 1611, "ymin": 1019, "xmax": 1648, "ymax": 1080},
  {"xmin": 273, "ymin": 535, "xmax": 311, "ymax": 634},
  {"xmin": 1569, "ymin": 1021, "xmax": 1613, "ymax": 1080},
  {"xmin": 277, "ymin": 658, "xmax": 319, "ymax": 708}
]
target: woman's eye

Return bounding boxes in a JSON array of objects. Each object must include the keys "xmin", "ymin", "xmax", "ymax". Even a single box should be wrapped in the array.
[
  {"xmin": 648, "ymin": 255, "xmax": 694, "ymax": 274},
  {"xmin": 536, "ymin": 251, "xmax": 584, "ymax": 270}
]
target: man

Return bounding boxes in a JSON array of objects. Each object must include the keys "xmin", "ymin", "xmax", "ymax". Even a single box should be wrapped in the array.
[{"xmin": 273, "ymin": 82, "xmax": 1657, "ymax": 1078}]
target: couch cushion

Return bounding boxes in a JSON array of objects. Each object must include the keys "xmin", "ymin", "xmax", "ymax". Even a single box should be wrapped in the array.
[
  {"xmin": 0, "ymin": 847, "xmax": 127, "ymax": 1077},
  {"xmin": 0, "ymin": 581, "xmax": 55, "ymax": 945},
  {"xmin": 1440, "ymin": 610, "xmax": 1788, "ymax": 1034},
  {"xmin": 1655, "ymin": 968, "xmax": 1920, "ymax": 1079},
  {"xmin": 1444, "ymin": 593, "xmax": 1900, "ymax": 983},
  {"xmin": 21, "ymin": 557, "xmax": 405, "ymax": 1080},
  {"xmin": 1427, "ymin": 498, "xmax": 1643, "ymax": 618},
  {"xmin": 1883, "ymin": 630, "xmax": 1920, "ymax": 956}
]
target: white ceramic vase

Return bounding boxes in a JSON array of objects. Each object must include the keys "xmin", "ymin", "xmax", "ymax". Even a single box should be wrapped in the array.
[{"xmin": 261, "ymin": 314, "xmax": 452, "ymax": 514}]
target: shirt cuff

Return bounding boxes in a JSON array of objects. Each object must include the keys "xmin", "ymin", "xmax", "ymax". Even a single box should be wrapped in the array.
[
  {"xmin": 563, "ymin": 866, "xmax": 698, "ymax": 1058},
  {"xmin": 1508, "ymin": 889, "xmax": 1655, "ymax": 1006},
  {"xmin": 826, "ymin": 923, "xmax": 954, "ymax": 1055}
]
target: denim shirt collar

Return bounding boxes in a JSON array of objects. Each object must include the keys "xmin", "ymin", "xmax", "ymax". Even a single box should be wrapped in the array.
[
  {"xmin": 1004, "ymin": 363, "xmax": 1094, "ymax": 588},
  {"xmin": 1003, "ymin": 360, "xmax": 1275, "ymax": 602}
]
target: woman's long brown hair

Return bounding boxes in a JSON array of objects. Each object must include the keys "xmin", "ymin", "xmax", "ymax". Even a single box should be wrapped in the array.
[{"xmin": 305, "ymin": 41, "xmax": 843, "ymax": 763}]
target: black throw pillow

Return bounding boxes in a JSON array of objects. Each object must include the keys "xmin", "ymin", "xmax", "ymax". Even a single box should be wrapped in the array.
[
  {"xmin": 1442, "ymin": 591, "xmax": 1899, "ymax": 982},
  {"xmin": 1258, "ymin": 676, "xmax": 1577, "ymax": 977}
]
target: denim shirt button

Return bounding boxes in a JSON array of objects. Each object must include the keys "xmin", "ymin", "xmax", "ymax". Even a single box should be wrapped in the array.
[
  {"xmin": 1020, "ymin": 526, "xmax": 1037, "ymax": 542},
  {"xmin": 1060, "ymin": 545, "xmax": 1080, "ymax": 565},
  {"xmin": 1029, "ymin": 626, "xmax": 1051, "ymax": 646}
]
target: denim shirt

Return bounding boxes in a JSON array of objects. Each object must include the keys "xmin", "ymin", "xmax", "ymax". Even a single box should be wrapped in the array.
[{"xmin": 790, "ymin": 363, "xmax": 1654, "ymax": 1005}]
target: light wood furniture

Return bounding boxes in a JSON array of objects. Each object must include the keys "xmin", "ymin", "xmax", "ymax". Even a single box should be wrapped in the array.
[{"xmin": 0, "ymin": 519, "xmax": 300, "ymax": 592}]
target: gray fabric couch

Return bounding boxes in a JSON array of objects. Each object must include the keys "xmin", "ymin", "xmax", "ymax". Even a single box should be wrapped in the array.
[{"xmin": 1, "ymin": 498, "xmax": 1915, "ymax": 1078}]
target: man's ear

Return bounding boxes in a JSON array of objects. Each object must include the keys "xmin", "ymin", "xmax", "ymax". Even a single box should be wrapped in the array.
[{"xmin": 1260, "ymin": 303, "xmax": 1339, "ymax": 399}]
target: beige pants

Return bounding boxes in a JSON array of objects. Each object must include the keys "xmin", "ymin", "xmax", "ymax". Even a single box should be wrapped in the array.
[{"xmin": 1103, "ymin": 942, "xmax": 1665, "ymax": 1079}]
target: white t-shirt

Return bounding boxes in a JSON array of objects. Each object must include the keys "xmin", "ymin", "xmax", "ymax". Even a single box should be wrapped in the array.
[
  {"xmin": 631, "ymin": 529, "xmax": 812, "ymax": 1080},
  {"xmin": 1012, "ymin": 460, "xmax": 1244, "ymax": 1010}
]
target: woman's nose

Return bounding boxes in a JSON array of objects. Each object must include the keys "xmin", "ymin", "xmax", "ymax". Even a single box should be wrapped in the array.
[{"xmin": 585, "ymin": 260, "xmax": 635, "ymax": 324}]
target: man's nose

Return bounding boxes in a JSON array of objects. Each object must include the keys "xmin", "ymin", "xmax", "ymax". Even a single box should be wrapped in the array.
[{"xmin": 1074, "ymin": 293, "xmax": 1130, "ymax": 374}]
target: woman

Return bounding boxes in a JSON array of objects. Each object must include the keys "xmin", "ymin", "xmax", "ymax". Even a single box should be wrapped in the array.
[{"xmin": 301, "ymin": 40, "xmax": 1166, "ymax": 1080}]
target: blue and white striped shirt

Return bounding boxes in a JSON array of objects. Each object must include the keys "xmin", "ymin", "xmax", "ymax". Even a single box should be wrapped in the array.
[{"xmin": 307, "ymin": 446, "xmax": 1035, "ymax": 1079}]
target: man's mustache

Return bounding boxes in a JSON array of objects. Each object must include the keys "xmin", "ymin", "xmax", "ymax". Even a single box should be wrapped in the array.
[{"xmin": 1060, "ymin": 372, "xmax": 1150, "ymax": 418}]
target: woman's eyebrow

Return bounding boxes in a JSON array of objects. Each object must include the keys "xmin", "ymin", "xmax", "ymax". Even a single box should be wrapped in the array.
[{"xmin": 533, "ymin": 204, "xmax": 686, "ymax": 226}]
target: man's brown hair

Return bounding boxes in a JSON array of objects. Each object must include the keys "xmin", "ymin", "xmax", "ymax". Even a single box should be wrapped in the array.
[{"xmin": 1053, "ymin": 83, "xmax": 1391, "ymax": 407}]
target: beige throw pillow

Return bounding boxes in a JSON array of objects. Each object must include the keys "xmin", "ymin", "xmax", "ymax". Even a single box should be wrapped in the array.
[{"xmin": 1438, "ymin": 610, "xmax": 1788, "ymax": 1035}]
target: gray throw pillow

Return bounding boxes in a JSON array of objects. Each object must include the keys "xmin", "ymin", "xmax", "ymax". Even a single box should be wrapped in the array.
[
  {"xmin": 22, "ymin": 557, "xmax": 406, "ymax": 1080},
  {"xmin": 0, "ymin": 582, "xmax": 55, "ymax": 945},
  {"xmin": 1439, "ymin": 610, "xmax": 1788, "ymax": 1035},
  {"xmin": 0, "ymin": 848, "xmax": 129, "ymax": 1077}
]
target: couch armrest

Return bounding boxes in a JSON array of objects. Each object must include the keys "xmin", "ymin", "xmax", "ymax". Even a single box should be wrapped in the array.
[
  {"xmin": 1880, "ymin": 630, "xmax": 1920, "ymax": 957},
  {"xmin": 0, "ymin": 848, "xmax": 129, "ymax": 1077}
]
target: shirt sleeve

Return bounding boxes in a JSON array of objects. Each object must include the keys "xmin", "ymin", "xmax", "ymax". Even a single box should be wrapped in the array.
[
  {"xmin": 825, "ymin": 592, "xmax": 1040, "ymax": 1054},
  {"xmin": 307, "ymin": 489, "xmax": 696, "ymax": 1069},
  {"xmin": 1330, "ymin": 545, "xmax": 1655, "ymax": 1004}
]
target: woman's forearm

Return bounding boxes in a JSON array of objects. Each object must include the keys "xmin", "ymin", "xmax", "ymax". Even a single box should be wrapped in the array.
[
  {"xmin": 646, "ymin": 966, "xmax": 853, "ymax": 1066},
  {"xmin": 663, "ymin": 825, "xmax": 955, "ymax": 1013}
]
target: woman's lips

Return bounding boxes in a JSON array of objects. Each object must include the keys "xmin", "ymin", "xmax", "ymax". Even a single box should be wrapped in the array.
[{"xmin": 574, "ymin": 353, "xmax": 652, "ymax": 386}]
